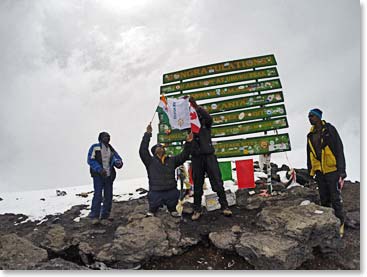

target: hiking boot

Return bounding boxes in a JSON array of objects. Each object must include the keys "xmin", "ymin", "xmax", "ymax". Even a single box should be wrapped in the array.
[
  {"xmin": 339, "ymin": 223, "xmax": 345, "ymax": 238},
  {"xmin": 170, "ymin": 211, "xmax": 181, "ymax": 218},
  {"xmin": 223, "ymin": 208, "xmax": 233, "ymax": 217},
  {"xmin": 91, "ymin": 218, "xmax": 100, "ymax": 225},
  {"xmin": 191, "ymin": 211, "xmax": 201, "ymax": 221},
  {"xmin": 100, "ymin": 219, "xmax": 113, "ymax": 226}
]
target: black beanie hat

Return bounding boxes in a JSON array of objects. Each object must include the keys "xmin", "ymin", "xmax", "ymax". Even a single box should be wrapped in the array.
[
  {"xmin": 151, "ymin": 144, "xmax": 164, "ymax": 155},
  {"xmin": 98, "ymin": 132, "xmax": 110, "ymax": 142}
]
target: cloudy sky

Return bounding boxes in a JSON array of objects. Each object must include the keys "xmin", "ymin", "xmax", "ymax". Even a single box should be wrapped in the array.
[{"xmin": 0, "ymin": 0, "xmax": 360, "ymax": 192}]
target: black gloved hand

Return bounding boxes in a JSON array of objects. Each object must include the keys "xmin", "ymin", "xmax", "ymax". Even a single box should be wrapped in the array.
[{"xmin": 100, "ymin": 169, "xmax": 107, "ymax": 177}]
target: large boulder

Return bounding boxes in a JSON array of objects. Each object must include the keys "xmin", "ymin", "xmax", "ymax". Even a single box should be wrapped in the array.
[
  {"xmin": 209, "ymin": 230, "xmax": 238, "ymax": 251},
  {"xmin": 257, "ymin": 204, "xmax": 339, "ymax": 237},
  {"xmin": 96, "ymin": 216, "xmax": 173, "ymax": 267},
  {"xmin": 41, "ymin": 224, "xmax": 69, "ymax": 253},
  {"xmin": 235, "ymin": 231, "xmax": 312, "ymax": 269},
  {"xmin": 256, "ymin": 203, "xmax": 341, "ymax": 253},
  {"xmin": 209, "ymin": 228, "xmax": 312, "ymax": 270},
  {"xmin": 0, "ymin": 234, "xmax": 48, "ymax": 269}
]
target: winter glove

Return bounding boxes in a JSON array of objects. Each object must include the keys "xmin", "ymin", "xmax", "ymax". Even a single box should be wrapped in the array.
[
  {"xmin": 115, "ymin": 160, "xmax": 123, "ymax": 169},
  {"xmin": 100, "ymin": 169, "xmax": 107, "ymax": 177},
  {"xmin": 339, "ymin": 172, "xmax": 347, "ymax": 180}
]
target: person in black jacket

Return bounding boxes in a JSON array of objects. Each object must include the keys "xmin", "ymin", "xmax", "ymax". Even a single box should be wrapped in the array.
[
  {"xmin": 307, "ymin": 108, "xmax": 346, "ymax": 237},
  {"xmin": 139, "ymin": 123, "xmax": 193, "ymax": 216},
  {"xmin": 189, "ymin": 97, "xmax": 232, "ymax": 220}
]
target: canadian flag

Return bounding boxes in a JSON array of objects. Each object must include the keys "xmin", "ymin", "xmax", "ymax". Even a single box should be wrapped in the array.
[{"xmin": 190, "ymin": 104, "xmax": 201, "ymax": 134}]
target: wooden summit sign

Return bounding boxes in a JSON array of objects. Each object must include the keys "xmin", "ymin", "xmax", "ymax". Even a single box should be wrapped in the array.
[
  {"xmin": 161, "ymin": 67, "xmax": 278, "ymax": 94},
  {"xmin": 158, "ymin": 117, "xmax": 288, "ymax": 143},
  {"xmin": 165, "ymin": 134, "xmax": 291, "ymax": 158},
  {"xmin": 163, "ymin": 54, "xmax": 277, "ymax": 84},
  {"xmin": 157, "ymin": 54, "xmax": 291, "ymax": 158}
]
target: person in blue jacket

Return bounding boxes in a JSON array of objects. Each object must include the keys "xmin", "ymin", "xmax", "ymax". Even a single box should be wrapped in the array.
[{"xmin": 87, "ymin": 132, "xmax": 123, "ymax": 222}]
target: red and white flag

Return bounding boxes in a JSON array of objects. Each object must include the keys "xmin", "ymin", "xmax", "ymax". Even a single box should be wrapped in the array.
[{"xmin": 190, "ymin": 104, "xmax": 201, "ymax": 134}]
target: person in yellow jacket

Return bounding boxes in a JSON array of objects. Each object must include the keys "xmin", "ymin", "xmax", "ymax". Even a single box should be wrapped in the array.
[{"xmin": 307, "ymin": 108, "xmax": 346, "ymax": 237}]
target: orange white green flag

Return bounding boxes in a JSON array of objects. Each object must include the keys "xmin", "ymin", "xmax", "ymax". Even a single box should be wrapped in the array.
[{"xmin": 156, "ymin": 95, "xmax": 170, "ymax": 127}]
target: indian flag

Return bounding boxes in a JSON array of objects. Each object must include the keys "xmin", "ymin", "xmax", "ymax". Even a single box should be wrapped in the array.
[{"xmin": 156, "ymin": 95, "xmax": 170, "ymax": 127}]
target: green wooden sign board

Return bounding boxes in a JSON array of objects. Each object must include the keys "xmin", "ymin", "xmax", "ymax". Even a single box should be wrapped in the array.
[
  {"xmin": 166, "ymin": 79, "xmax": 282, "ymax": 101},
  {"xmin": 165, "ymin": 133, "xmax": 291, "ymax": 158},
  {"xmin": 158, "ymin": 117, "xmax": 288, "ymax": 143},
  {"xmin": 159, "ymin": 104, "xmax": 286, "ymax": 132},
  {"xmin": 201, "ymin": 91, "xmax": 284, "ymax": 114},
  {"xmin": 160, "ymin": 54, "xmax": 291, "ymax": 159},
  {"xmin": 163, "ymin": 54, "xmax": 276, "ymax": 84},
  {"xmin": 160, "ymin": 67, "xmax": 278, "ymax": 94},
  {"xmin": 212, "ymin": 104, "xmax": 286, "ymax": 125}
]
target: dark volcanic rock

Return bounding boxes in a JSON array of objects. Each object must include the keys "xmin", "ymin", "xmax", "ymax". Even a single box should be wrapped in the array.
[
  {"xmin": 236, "ymin": 231, "xmax": 312, "ymax": 270},
  {"xmin": 30, "ymin": 258, "xmax": 89, "ymax": 270},
  {"xmin": 0, "ymin": 234, "xmax": 48, "ymax": 269},
  {"xmin": 0, "ymin": 174, "xmax": 360, "ymax": 270},
  {"xmin": 41, "ymin": 224, "xmax": 69, "ymax": 253}
]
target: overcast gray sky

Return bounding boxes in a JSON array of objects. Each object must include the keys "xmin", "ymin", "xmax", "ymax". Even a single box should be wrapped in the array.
[{"xmin": 0, "ymin": 0, "xmax": 360, "ymax": 192}]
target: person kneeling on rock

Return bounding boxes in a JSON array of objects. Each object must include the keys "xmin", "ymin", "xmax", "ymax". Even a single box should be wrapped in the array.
[{"xmin": 139, "ymin": 123, "xmax": 193, "ymax": 217}]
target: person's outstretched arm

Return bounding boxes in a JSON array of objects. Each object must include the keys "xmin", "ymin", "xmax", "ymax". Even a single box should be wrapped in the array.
[
  {"xmin": 139, "ymin": 124, "xmax": 153, "ymax": 168},
  {"xmin": 174, "ymin": 132, "xmax": 193, "ymax": 167}
]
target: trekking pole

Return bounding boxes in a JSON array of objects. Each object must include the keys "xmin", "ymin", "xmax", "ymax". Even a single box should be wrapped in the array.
[{"xmin": 179, "ymin": 169, "xmax": 185, "ymax": 220}]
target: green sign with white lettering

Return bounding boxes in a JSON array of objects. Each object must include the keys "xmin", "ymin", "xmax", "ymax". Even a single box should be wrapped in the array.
[
  {"xmin": 159, "ymin": 104, "xmax": 286, "ymax": 133},
  {"xmin": 158, "ymin": 117, "xmax": 288, "ymax": 143},
  {"xmin": 163, "ymin": 54, "xmax": 277, "ymax": 84},
  {"xmin": 165, "ymin": 134, "xmax": 291, "ymax": 158},
  {"xmin": 160, "ymin": 68, "xmax": 278, "ymax": 94},
  {"xmin": 160, "ymin": 54, "xmax": 291, "ymax": 158},
  {"xmin": 202, "ymin": 91, "xmax": 284, "ymax": 114},
  {"xmin": 166, "ymin": 79, "xmax": 282, "ymax": 101}
]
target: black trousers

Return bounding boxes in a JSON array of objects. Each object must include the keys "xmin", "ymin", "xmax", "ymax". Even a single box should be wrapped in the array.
[
  {"xmin": 315, "ymin": 171, "xmax": 345, "ymax": 223},
  {"xmin": 192, "ymin": 154, "xmax": 228, "ymax": 212}
]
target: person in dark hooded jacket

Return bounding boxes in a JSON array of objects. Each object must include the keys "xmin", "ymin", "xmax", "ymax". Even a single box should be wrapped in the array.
[
  {"xmin": 139, "ymin": 123, "xmax": 193, "ymax": 216},
  {"xmin": 189, "ymin": 97, "xmax": 232, "ymax": 220},
  {"xmin": 307, "ymin": 108, "xmax": 346, "ymax": 237}
]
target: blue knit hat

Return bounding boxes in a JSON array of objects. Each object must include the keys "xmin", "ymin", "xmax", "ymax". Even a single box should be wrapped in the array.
[{"xmin": 309, "ymin": 108, "xmax": 323, "ymax": 119}]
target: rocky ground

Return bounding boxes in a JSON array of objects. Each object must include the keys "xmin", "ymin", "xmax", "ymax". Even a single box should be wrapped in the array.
[{"xmin": 0, "ymin": 166, "xmax": 360, "ymax": 270}]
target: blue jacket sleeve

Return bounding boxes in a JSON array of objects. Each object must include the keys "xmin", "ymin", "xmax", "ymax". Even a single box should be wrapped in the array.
[
  {"xmin": 87, "ymin": 144, "xmax": 103, "ymax": 173},
  {"xmin": 112, "ymin": 151, "xmax": 123, "ymax": 168}
]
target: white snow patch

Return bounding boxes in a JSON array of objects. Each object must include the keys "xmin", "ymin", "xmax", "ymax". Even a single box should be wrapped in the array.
[{"xmin": 0, "ymin": 177, "xmax": 148, "ymax": 222}]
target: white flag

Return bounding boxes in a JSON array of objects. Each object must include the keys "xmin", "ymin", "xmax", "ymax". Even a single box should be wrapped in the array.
[{"xmin": 167, "ymin": 98, "xmax": 191, "ymax": 130}]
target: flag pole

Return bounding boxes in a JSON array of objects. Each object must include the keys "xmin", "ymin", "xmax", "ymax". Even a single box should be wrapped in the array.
[
  {"xmin": 150, "ymin": 110, "xmax": 156, "ymax": 125},
  {"xmin": 150, "ymin": 97, "xmax": 162, "ymax": 125}
]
